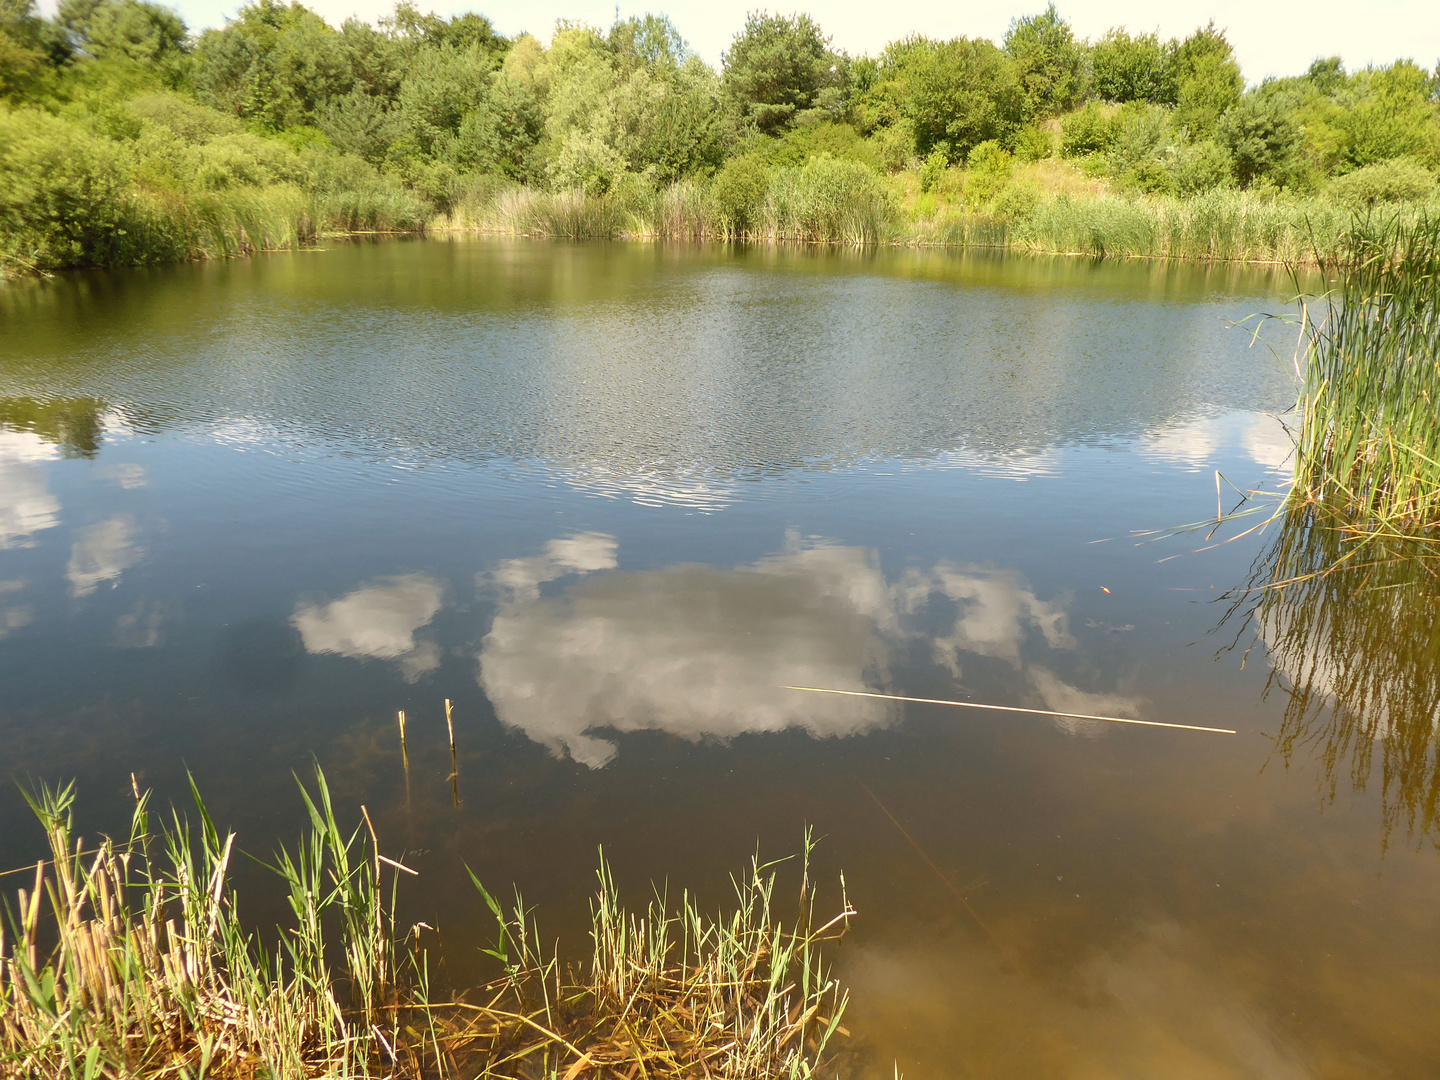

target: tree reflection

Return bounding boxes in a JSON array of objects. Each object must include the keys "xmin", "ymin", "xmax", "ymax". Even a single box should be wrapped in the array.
[
  {"xmin": 0, "ymin": 396, "xmax": 107, "ymax": 458},
  {"xmin": 1225, "ymin": 504, "xmax": 1440, "ymax": 844}
]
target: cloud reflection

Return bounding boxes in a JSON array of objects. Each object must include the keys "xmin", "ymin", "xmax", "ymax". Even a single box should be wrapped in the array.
[
  {"xmin": 292, "ymin": 574, "xmax": 445, "ymax": 681},
  {"xmin": 0, "ymin": 429, "xmax": 61, "ymax": 549},
  {"xmin": 67, "ymin": 516, "xmax": 143, "ymax": 598},
  {"xmin": 0, "ymin": 579, "xmax": 32, "ymax": 639},
  {"xmin": 1140, "ymin": 412, "xmax": 1295, "ymax": 475},
  {"xmin": 478, "ymin": 534, "xmax": 1138, "ymax": 766}
]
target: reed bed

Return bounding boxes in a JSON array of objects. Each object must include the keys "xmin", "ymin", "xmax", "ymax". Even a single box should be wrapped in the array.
[
  {"xmin": 0, "ymin": 770, "xmax": 853, "ymax": 1079},
  {"xmin": 1291, "ymin": 213, "xmax": 1440, "ymax": 530},
  {"xmin": 438, "ymin": 176, "xmax": 1438, "ymax": 263}
]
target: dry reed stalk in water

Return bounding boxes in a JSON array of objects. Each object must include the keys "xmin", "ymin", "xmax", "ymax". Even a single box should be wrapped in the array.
[{"xmin": 785, "ymin": 685, "xmax": 1236, "ymax": 733}]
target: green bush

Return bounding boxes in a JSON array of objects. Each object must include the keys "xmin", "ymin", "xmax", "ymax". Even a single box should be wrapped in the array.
[
  {"xmin": 1124, "ymin": 159, "xmax": 1178, "ymax": 196},
  {"xmin": 1221, "ymin": 93, "xmax": 1301, "ymax": 188},
  {"xmin": 765, "ymin": 121, "xmax": 880, "ymax": 170},
  {"xmin": 1012, "ymin": 124, "xmax": 1054, "ymax": 162},
  {"xmin": 919, "ymin": 147, "xmax": 947, "ymax": 192},
  {"xmin": 711, "ymin": 153, "xmax": 771, "ymax": 234},
  {"xmin": 991, "ymin": 178, "xmax": 1040, "ymax": 219},
  {"xmin": 964, "ymin": 139, "xmax": 1012, "ymax": 205},
  {"xmin": 0, "ymin": 107, "xmax": 136, "ymax": 270},
  {"xmin": 1329, "ymin": 158, "xmax": 1438, "ymax": 206},
  {"xmin": 866, "ymin": 118, "xmax": 914, "ymax": 172},
  {"xmin": 191, "ymin": 133, "xmax": 309, "ymax": 190},
  {"xmin": 126, "ymin": 91, "xmax": 242, "ymax": 144},
  {"xmin": 1060, "ymin": 102, "xmax": 1114, "ymax": 156},
  {"xmin": 1175, "ymin": 140, "xmax": 1232, "ymax": 195}
]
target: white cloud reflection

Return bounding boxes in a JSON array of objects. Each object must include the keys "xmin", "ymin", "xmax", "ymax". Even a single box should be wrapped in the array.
[
  {"xmin": 0, "ymin": 579, "xmax": 32, "ymax": 640},
  {"xmin": 0, "ymin": 428, "xmax": 61, "ymax": 548},
  {"xmin": 67, "ymin": 516, "xmax": 143, "ymax": 598},
  {"xmin": 478, "ymin": 533, "xmax": 1139, "ymax": 767},
  {"xmin": 292, "ymin": 573, "xmax": 445, "ymax": 680},
  {"xmin": 1140, "ymin": 412, "xmax": 1296, "ymax": 475}
]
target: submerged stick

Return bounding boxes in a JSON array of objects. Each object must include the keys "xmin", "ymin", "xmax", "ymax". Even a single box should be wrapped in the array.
[{"xmin": 784, "ymin": 686, "xmax": 1236, "ymax": 734}]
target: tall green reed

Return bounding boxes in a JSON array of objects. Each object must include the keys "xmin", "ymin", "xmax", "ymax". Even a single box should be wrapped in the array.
[{"xmin": 1292, "ymin": 213, "xmax": 1440, "ymax": 529}]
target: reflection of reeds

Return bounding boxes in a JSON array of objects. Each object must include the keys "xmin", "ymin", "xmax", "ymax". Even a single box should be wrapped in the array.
[
  {"xmin": 1293, "ymin": 214, "xmax": 1440, "ymax": 530},
  {"xmin": 1224, "ymin": 503, "xmax": 1440, "ymax": 842},
  {"xmin": 0, "ymin": 773, "xmax": 854, "ymax": 1077}
]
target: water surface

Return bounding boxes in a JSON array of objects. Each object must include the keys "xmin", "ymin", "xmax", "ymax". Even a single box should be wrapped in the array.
[{"xmin": 1, "ymin": 239, "xmax": 1436, "ymax": 1078}]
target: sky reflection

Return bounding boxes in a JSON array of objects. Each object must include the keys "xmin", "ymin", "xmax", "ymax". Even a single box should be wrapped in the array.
[{"xmin": 476, "ymin": 533, "xmax": 1140, "ymax": 766}]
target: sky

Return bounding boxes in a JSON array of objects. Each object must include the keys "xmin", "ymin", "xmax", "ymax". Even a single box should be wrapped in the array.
[{"xmin": 145, "ymin": 0, "xmax": 1440, "ymax": 83}]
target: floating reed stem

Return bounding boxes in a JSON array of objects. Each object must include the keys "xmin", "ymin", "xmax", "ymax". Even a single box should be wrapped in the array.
[
  {"xmin": 445, "ymin": 698, "xmax": 458, "ymax": 807},
  {"xmin": 785, "ymin": 685, "xmax": 1236, "ymax": 734}
]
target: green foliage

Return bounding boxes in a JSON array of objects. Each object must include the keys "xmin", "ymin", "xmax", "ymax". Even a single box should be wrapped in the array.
[
  {"xmin": 1090, "ymin": 29, "xmax": 1175, "ymax": 105},
  {"xmin": 991, "ymin": 177, "xmax": 1040, "ymax": 219},
  {"xmin": 763, "ymin": 120, "xmax": 878, "ymax": 169},
  {"xmin": 722, "ymin": 12, "xmax": 841, "ymax": 134},
  {"xmin": 1222, "ymin": 92, "xmax": 1302, "ymax": 187},
  {"xmin": 919, "ymin": 147, "xmax": 947, "ymax": 192},
  {"xmin": 886, "ymin": 34, "xmax": 1023, "ymax": 162},
  {"xmin": 1060, "ymin": 100, "xmax": 1114, "ymax": 156},
  {"xmin": 1124, "ymin": 159, "xmax": 1177, "ymax": 196},
  {"xmin": 1, "ymin": 0, "xmax": 59, "ymax": 100},
  {"xmin": 1174, "ymin": 139, "xmax": 1233, "ymax": 195},
  {"xmin": 964, "ymin": 139, "xmax": 1013, "ymax": 204},
  {"xmin": 1171, "ymin": 23, "xmax": 1243, "ymax": 139},
  {"xmin": 1335, "ymin": 62, "xmax": 1440, "ymax": 170},
  {"xmin": 1329, "ymin": 158, "xmax": 1438, "ymax": 205},
  {"xmin": 58, "ymin": 0, "xmax": 186, "ymax": 66},
  {"xmin": 386, "ymin": 0, "xmax": 506, "ymax": 57},
  {"xmin": 1307, "ymin": 56, "xmax": 1345, "ymax": 95},
  {"xmin": 1012, "ymin": 123, "xmax": 1054, "ymax": 162},
  {"xmin": 711, "ymin": 152, "xmax": 769, "ymax": 233},
  {"xmin": 2, "ymin": 0, "xmax": 1440, "ymax": 273},
  {"xmin": 0, "ymin": 106, "xmax": 133, "ymax": 270},
  {"xmin": 769, "ymin": 154, "xmax": 892, "ymax": 241},
  {"xmin": 193, "ymin": 0, "xmax": 354, "ymax": 129},
  {"xmin": 1003, "ymin": 4, "xmax": 1085, "ymax": 119},
  {"xmin": 1107, "ymin": 102, "xmax": 1175, "ymax": 174},
  {"xmin": 1294, "ymin": 214, "xmax": 1440, "ymax": 527}
]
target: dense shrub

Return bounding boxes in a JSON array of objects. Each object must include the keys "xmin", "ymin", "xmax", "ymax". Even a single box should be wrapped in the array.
[
  {"xmin": 711, "ymin": 153, "xmax": 770, "ymax": 234},
  {"xmin": 1060, "ymin": 102, "xmax": 1114, "ymax": 156},
  {"xmin": 0, "ymin": 107, "xmax": 135, "ymax": 269},
  {"xmin": 1330, "ymin": 158, "xmax": 1438, "ymax": 205}
]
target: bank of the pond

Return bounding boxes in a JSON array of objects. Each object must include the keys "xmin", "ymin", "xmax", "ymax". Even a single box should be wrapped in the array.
[
  {"xmin": 9, "ymin": 184, "xmax": 1437, "ymax": 280},
  {"xmin": 439, "ymin": 174, "xmax": 1440, "ymax": 265},
  {"xmin": 0, "ymin": 771, "xmax": 853, "ymax": 1079}
]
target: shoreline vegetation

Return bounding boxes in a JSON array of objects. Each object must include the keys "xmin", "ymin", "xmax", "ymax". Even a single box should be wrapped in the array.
[
  {"xmin": 1, "ymin": 770, "xmax": 854, "ymax": 1078},
  {"xmin": 3, "ymin": 1, "xmax": 1439, "ymax": 275}
]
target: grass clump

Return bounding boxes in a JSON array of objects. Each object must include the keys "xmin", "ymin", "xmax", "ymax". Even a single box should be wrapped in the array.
[
  {"xmin": 1292, "ymin": 213, "xmax": 1440, "ymax": 529},
  {"xmin": 0, "ymin": 770, "xmax": 854, "ymax": 1078}
]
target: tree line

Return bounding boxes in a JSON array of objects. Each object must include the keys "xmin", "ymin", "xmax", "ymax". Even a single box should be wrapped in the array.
[{"xmin": 2, "ymin": 0, "xmax": 1438, "ymax": 269}]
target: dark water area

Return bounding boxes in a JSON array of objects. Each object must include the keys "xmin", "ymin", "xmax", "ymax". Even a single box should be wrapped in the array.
[{"xmin": 1, "ymin": 238, "xmax": 1437, "ymax": 1078}]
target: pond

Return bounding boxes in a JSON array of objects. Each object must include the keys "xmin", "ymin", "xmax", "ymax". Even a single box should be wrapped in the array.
[{"xmin": 1, "ymin": 238, "xmax": 1436, "ymax": 1077}]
